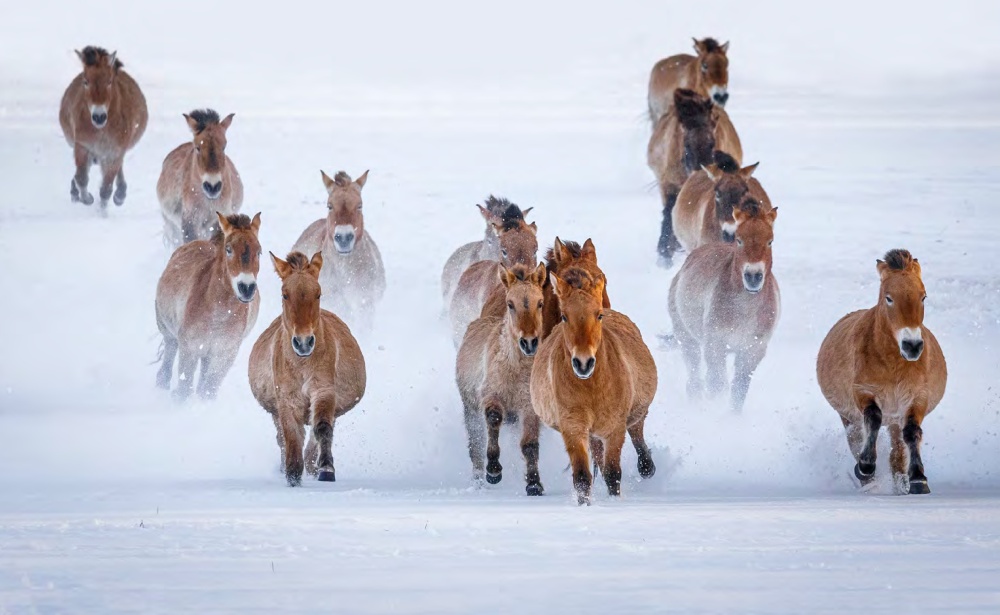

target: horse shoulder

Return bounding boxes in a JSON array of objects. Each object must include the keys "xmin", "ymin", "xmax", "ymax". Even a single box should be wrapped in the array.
[
  {"xmin": 816, "ymin": 309, "xmax": 869, "ymax": 409},
  {"xmin": 605, "ymin": 312, "xmax": 657, "ymax": 399}
]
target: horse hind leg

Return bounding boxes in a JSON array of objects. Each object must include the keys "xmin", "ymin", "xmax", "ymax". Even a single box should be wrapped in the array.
[
  {"xmin": 171, "ymin": 343, "xmax": 198, "ymax": 402},
  {"xmin": 155, "ymin": 335, "xmax": 178, "ymax": 390},
  {"xmin": 590, "ymin": 436, "xmax": 605, "ymax": 479},
  {"xmin": 903, "ymin": 413, "xmax": 930, "ymax": 494},
  {"xmin": 98, "ymin": 156, "xmax": 123, "ymax": 209},
  {"xmin": 113, "ymin": 166, "xmax": 127, "ymax": 206},
  {"xmin": 628, "ymin": 418, "xmax": 656, "ymax": 479},
  {"xmin": 520, "ymin": 411, "xmax": 544, "ymax": 496}
]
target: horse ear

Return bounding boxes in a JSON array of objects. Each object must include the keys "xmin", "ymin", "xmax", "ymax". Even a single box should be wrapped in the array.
[
  {"xmin": 550, "ymin": 272, "xmax": 565, "ymax": 300},
  {"xmin": 701, "ymin": 164, "xmax": 719, "ymax": 182},
  {"xmin": 593, "ymin": 276, "xmax": 607, "ymax": 303},
  {"xmin": 911, "ymin": 259, "xmax": 922, "ymax": 277},
  {"xmin": 876, "ymin": 259, "xmax": 889, "ymax": 281},
  {"xmin": 581, "ymin": 238, "xmax": 598, "ymax": 263},
  {"xmin": 321, "ymin": 171, "xmax": 336, "ymax": 194},
  {"xmin": 220, "ymin": 113, "xmax": 235, "ymax": 130},
  {"xmin": 528, "ymin": 222, "xmax": 538, "ymax": 235},
  {"xmin": 250, "ymin": 212, "xmax": 262, "ymax": 234},
  {"xmin": 271, "ymin": 252, "xmax": 293, "ymax": 279},
  {"xmin": 521, "ymin": 206, "xmax": 534, "ymax": 218},
  {"xmin": 498, "ymin": 264, "xmax": 514, "ymax": 289},
  {"xmin": 183, "ymin": 114, "xmax": 200, "ymax": 134},
  {"xmin": 740, "ymin": 162, "xmax": 760, "ymax": 178},
  {"xmin": 216, "ymin": 211, "xmax": 233, "ymax": 235},
  {"xmin": 107, "ymin": 50, "xmax": 118, "ymax": 69},
  {"xmin": 601, "ymin": 276, "xmax": 612, "ymax": 309},
  {"xmin": 356, "ymin": 170, "xmax": 369, "ymax": 189},
  {"xmin": 721, "ymin": 41, "xmax": 730, "ymax": 53},
  {"xmin": 309, "ymin": 252, "xmax": 324, "ymax": 277},
  {"xmin": 532, "ymin": 263, "xmax": 548, "ymax": 286},
  {"xmin": 553, "ymin": 237, "xmax": 569, "ymax": 263},
  {"xmin": 75, "ymin": 49, "xmax": 85, "ymax": 64},
  {"xmin": 692, "ymin": 37, "xmax": 702, "ymax": 53},
  {"xmin": 767, "ymin": 207, "xmax": 778, "ymax": 225},
  {"xmin": 732, "ymin": 207, "xmax": 747, "ymax": 225}
]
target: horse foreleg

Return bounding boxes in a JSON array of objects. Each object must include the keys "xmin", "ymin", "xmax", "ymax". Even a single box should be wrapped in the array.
[
  {"xmin": 311, "ymin": 395, "xmax": 337, "ymax": 482},
  {"xmin": 197, "ymin": 347, "xmax": 238, "ymax": 400},
  {"xmin": 627, "ymin": 417, "xmax": 656, "ymax": 479},
  {"xmin": 461, "ymin": 392, "xmax": 486, "ymax": 482},
  {"xmin": 279, "ymin": 408, "xmax": 305, "ymax": 486},
  {"xmin": 483, "ymin": 400, "xmax": 504, "ymax": 485},
  {"xmin": 114, "ymin": 166, "xmax": 127, "ymax": 206},
  {"xmin": 732, "ymin": 345, "xmax": 767, "ymax": 412},
  {"xmin": 98, "ymin": 156, "xmax": 123, "ymax": 208},
  {"xmin": 172, "ymin": 342, "xmax": 198, "ymax": 402},
  {"xmin": 601, "ymin": 427, "xmax": 626, "ymax": 497},
  {"xmin": 561, "ymin": 426, "xmax": 592, "ymax": 505},
  {"xmin": 704, "ymin": 337, "xmax": 728, "ymax": 397},
  {"xmin": 71, "ymin": 143, "xmax": 94, "ymax": 205},
  {"xmin": 520, "ymin": 411, "xmax": 543, "ymax": 496},
  {"xmin": 657, "ymin": 187, "xmax": 681, "ymax": 266},
  {"xmin": 156, "ymin": 335, "xmax": 178, "ymax": 390},
  {"xmin": 888, "ymin": 422, "xmax": 910, "ymax": 495},
  {"xmin": 903, "ymin": 411, "xmax": 930, "ymax": 494},
  {"xmin": 590, "ymin": 436, "xmax": 605, "ymax": 478}
]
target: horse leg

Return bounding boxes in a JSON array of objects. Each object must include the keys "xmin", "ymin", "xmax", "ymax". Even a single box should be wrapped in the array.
[
  {"xmin": 97, "ymin": 156, "xmax": 123, "ymax": 208},
  {"xmin": 704, "ymin": 336, "xmax": 728, "ymax": 397},
  {"xmin": 602, "ymin": 427, "xmax": 627, "ymax": 497},
  {"xmin": 113, "ymin": 166, "xmax": 127, "ymax": 206},
  {"xmin": 851, "ymin": 401, "xmax": 882, "ymax": 485},
  {"xmin": 461, "ymin": 392, "xmax": 486, "ymax": 482},
  {"xmin": 272, "ymin": 413, "xmax": 286, "ymax": 473},
  {"xmin": 560, "ymin": 427, "xmax": 592, "ymax": 505},
  {"xmin": 657, "ymin": 187, "xmax": 680, "ymax": 266},
  {"xmin": 590, "ymin": 436, "xmax": 605, "ymax": 478},
  {"xmin": 888, "ymin": 423, "xmax": 910, "ymax": 495},
  {"xmin": 520, "ymin": 411, "xmax": 543, "ymax": 496},
  {"xmin": 677, "ymin": 331, "xmax": 704, "ymax": 398},
  {"xmin": 197, "ymin": 347, "xmax": 238, "ymax": 400},
  {"xmin": 156, "ymin": 335, "xmax": 178, "ymax": 390},
  {"xmin": 732, "ymin": 345, "xmax": 767, "ymax": 413},
  {"xmin": 71, "ymin": 144, "xmax": 94, "ymax": 205},
  {"xmin": 172, "ymin": 342, "xmax": 198, "ymax": 402},
  {"xmin": 279, "ymin": 408, "xmax": 305, "ymax": 486},
  {"xmin": 484, "ymin": 400, "xmax": 504, "ymax": 485},
  {"xmin": 304, "ymin": 433, "xmax": 319, "ymax": 477},
  {"xmin": 311, "ymin": 395, "xmax": 337, "ymax": 482},
  {"xmin": 628, "ymin": 418, "xmax": 656, "ymax": 479},
  {"xmin": 903, "ymin": 411, "xmax": 930, "ymax": 494}
]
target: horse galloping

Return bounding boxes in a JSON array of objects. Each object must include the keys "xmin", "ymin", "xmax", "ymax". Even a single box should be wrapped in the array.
[{"xmin": 648, "ymin": 37, "xmax": 730, "ymax": 124}]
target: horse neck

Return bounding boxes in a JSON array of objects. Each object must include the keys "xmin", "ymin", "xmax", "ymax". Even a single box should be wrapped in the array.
[{"xmin": 865, "ymin": 303, "xmax": 904, "ymax": 357}]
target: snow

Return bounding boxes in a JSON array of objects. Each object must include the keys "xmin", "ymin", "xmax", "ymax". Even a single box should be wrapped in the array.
[{"xmin": 2, "ymin": 1, "xmax": 1000, "ymax": 612}]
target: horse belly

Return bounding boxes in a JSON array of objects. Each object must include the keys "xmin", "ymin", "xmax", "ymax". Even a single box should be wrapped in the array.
[
  {"xmin": 816, "ymin": 312, "xmax": 864, "ymax": 416},
  {"xmin": 248, "ymin": 329, "xmax": 279, "ymax": 414}
]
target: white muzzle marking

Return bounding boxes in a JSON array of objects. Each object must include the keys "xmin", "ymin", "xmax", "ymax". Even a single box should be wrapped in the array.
[
  {"xmin": 742, "ymin": 262, "xmax": 766, "ymax": 293},
  {"xmin": 896, "ymin": 327, "xmax": 924, "ymax": 361},
  {"xmin": 333, "ymin": 224, "xmax": 357, "ymax": 254},
  {"xmin": 232, "ymin": 272, "xmax": 257, "ymax": 303}
]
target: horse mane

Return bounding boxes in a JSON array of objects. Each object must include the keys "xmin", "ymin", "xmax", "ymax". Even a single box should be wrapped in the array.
[
  {"xmin": 560, "ymin": 266, "xmax": 600, "ymax": 293},
  {"xmin": 713, "ymin": 151, "xmax": 740, "ymax": 174},
  {"xmin": 883, "ymin": 249, "xmax": 914, "ymax": 271},
  {"xmin": 483, "ymin": 195, "xmax": 519, "ymax": 217},
  {"xmin": 80, "ymin": 46, "xmax": 123, "ymax": 70},
  {"xmin": 545, "ymin": 241, "xmax": 583, "ymax": 275},
  {"xmin": 507, "ymin": 264, "xmax": 535, "ymax": 282},
  {"xmin": 699, "ymin": 38, "xmax": 724, "ymax": 53},
  {"xmin": 332, "ymin": 171, "xmax": 353, "ymax": 187},
  {"xmin": 210, "ymin": 213, "xmax": 254, "ymax": 244},
  {"xmin": 188, "ymin": 109, "xmax": 221, "ymax": 133},
  {"xmin": 734, "ymin": 198, "xmax": 763, "ymax": 219},
  {"xmin": 674, "ymin": 89, "xmax": 712, "ymax": 128},
  {"xmin": 498, "ymin": 204, "xmax": 526, "ymax": 232},
  {"xmin": 284, "ymin": 252, "xmax": 312, "ymax": 271}
]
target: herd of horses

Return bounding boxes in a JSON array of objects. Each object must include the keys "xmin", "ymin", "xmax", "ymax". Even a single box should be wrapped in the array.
[{"xmin": 58, "ymin": 42, "xmax": 948, "ymax": 502}]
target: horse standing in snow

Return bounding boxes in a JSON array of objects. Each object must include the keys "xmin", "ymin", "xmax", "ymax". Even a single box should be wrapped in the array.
[
  {"xmin": 156, "ymin": 213, "xmax": 262, "ymax": 400},
  {"xmin": 816, "ymin": 249, "xmax": 947, "ymax": 495},
  {"xmin": 672, "ymin": 151, "xmax": 770, "ymax": 253},
  {"xmin": 59, "ymin": 46, "xmax": 147, "ymax": 210},
  {"xmin": 249, "ymin": 252, "xmax": 367, "ymax": 486},
  {"xmin": 531, "ymin": 264, "xmax": 658, "ymax": 505},
  {"xmin": 157, "ymin": 110, "xmax": 243, "ymax": 246},
  {"xmin": 456, "ymin": 263, "xmax": 548, "ymax": 495},
  {"xmin": 668, "ymin": 202, "xmax": 779, "ymax": 412},
  {"xmin": 648, "ymin": 37, "xmax": 731, "ymax": 123},
  {"xmin": 292, "ymin": 170, "xmax": 385, "ymax": 334},
  {"xmin": 441, "ymin": 196, "xmax": 533, "ymax": 310}
]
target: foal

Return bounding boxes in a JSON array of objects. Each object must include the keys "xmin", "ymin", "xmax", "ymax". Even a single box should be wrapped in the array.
[
  {"xmin": 817, "ymin": 249, "xmax": 947, "ymax": 495},
  {"xmin": 59, "ymin": 46, "xmax": 147, "ymax": 209},
  {"xmin": 456, "ymin": 263, "xmax": 547, "ymax": 494},
  {"xmin": 441, "ymin": 196, "xmax": 532, "ymax": 309},
  {"xmin": 156, "ymin": 213, "xmax": 261, "ymax": 400},
  {"xmin": 531, "ymin": 268, "xmax": 658, "ymax": 505},
  {"xmin": 672, "ymin": 151, "xmax": 769, "ymax": 253},
  {"xmin": 293, "ymin": 170, "xmax": 385, "ymax": 334},
  {"xmin": 248, "ymin": 252, "xmax": 367, "ymax": 486},
  {"xmin": 668, "ymin": 203, "xmax": 779, "ymax": 412},
  {"xmin": 648, "ymin": 37, "xmax": 731, "ymax": 123},
  {"xmin": 157, "ymin": 110, "xmax": 243, "ymax": 246}
]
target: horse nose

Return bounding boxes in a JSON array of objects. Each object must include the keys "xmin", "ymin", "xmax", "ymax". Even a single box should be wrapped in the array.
[
  {"xmin": 519, "ymin": 337, "xmax": 539, "ymax": 357},
  {"xmin": 571, "ymin": 356, "xmax": 596, "ymax": 379},
  {"xmin": 91, "ymin": 112, "xmax": 108, "ymax": 127},
  {"xmin": 334, "ymin": 232, "xmax": 356, "ymax": 252},
  {"xmin": 236, "ymin": 281, "xmax": 257, "ymax": 302},
  {"xmin": 292, "ymin": 334, "xmax": 316, "ymax": 357},
  {"xmin": 713, "ymin": 91, "xmax": 729, "ymax": 106},
  {"xmin": 900, "ymin": 339, "xmax": 924, "ymax": 361},
  {"xmin": 202, "ymin": 181, "xmax": 223, "ymax": 198},
  {"xmin": 743, "ymin": 271, "xmax": 764, "ymax": 291}
]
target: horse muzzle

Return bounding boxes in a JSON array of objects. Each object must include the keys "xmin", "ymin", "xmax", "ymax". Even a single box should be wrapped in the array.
[
  {"xmin": 710, "ymin": 86, "xmax": 729, "ymax": 107},
  {"xmin": 232, "ymin": 274, "xmax": 257, "ymax": 303},
  {"xmin": 292, "ymin": 334, "xmax": 316, "ymax": 357},
  {"xmin": 333, "ymin": 225, "xmax": 357, "ymax": 254},
  {"xmin": 90, "ymin": 105, "xmax": 109, "ymax": 128},
  {"xmin": 898, "ymin": 328, "xmax": 924, "ymax": 361},
  {"xmin": 202, "ymin": 180, "xmax": 223, "ymax": 200},
  {"xmin": 571, "ymin": 356, "xmax": 596, "ymax": 380},
  {"xmin": 518, "ymin": 336, "xmax": 539, "ymax": 357},
  {"xmin": 742, "ymin": 264, "xmax": 766, "ymax": 293}
]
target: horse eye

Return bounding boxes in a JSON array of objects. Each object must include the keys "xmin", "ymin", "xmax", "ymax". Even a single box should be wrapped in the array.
[
  {"xmin": 768, "ymin": 240, "xmax": 773, "ymax": 246},
  {"xmin": 597, "ymin": 313, "xmax": 604, "ymax": 321},
  {"xmin": 736, "ymin": 238, "xmax": 744, "ymax": 246},
  {"xmin": 885, "ymin": 295, "xmax": 893, "ymax": 305},
  {"xmin": 357, "ymin": 203, "xmax": 363, "ymax": 211},
  {"xmin": 537, "ymin": 301, "xmax": 543, "ymax": 310},
  {"xmin": 82, "ymin": 78, "xmax": 90, "ymax": 87},
  {"xmin": 922, "ymin": 296, "xmax": 927, "ymax": 303},
  {"xmin": 507, "ymin": 302, "xmax": 515, "ymax": 311},
  {"xmin": 560, "ymin": 314, "xmax": 567, "ymax": 322},
  {"xmin": 501, "ymin": 249, "xmax": 508, "ymax": 258},
  {"xmin": 701, "ymin": 62, "xmax": 708, "ymax": 72},
  {"xmin": 225, "ymin": 245, "xmax": 233, "ymax": 256},
  {"xmin": 282, "ymin": 293, "xmax": 289, "ymax": 301},
  {"xmin": 316, "ymin": 293, "xmax": 321, "ymax": 300}
]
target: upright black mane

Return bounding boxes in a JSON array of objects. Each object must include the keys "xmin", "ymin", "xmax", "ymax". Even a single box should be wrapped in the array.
[
  {"xmin": 210, "ymin": 214, "xmax": 253, "ymax": 244},
  {"xmin": 187, "ymin": 109, "xmax": 221, "ymax": 133},
  {"xmin": 713, "ymin": 151, "xmax": 740, "ymax": 174},
  {"xmin": 883, "ymin": 249, "xmax": 914, "ymax": 271},
  {"xmin": 699, "ymin": 38, "xmax": 724, "ymax": 53},
  {"xmin": 80, "ymin": 46, "xmax": 123, "ymax": 69},
  {"xmin": 674, "ymin": 89, "xmax": 713, "ymax": 129},
  {"xmin": 545, "ymin": 240, "xmax": 583, "ymax": 274}
]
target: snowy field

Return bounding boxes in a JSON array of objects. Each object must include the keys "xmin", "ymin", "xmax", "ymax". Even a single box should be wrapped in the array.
[{"xmin": 2, "ymin": 1, "xmax": 1000, "ymax": 612}]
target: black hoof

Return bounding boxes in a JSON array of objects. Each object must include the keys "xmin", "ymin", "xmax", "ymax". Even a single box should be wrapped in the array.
[
  {"xmin": 855, "ymin": 462, "xmax": 875, "ymax": 481},
  {"xmin": 286, "ymin": 475, "xmax": 302, "ymax": 487},
  {"xmin": 909, "ymin": 480, "xmax": 930, "ymax": 495},
  {"xmin": 526, "ymin": 483, "xmax": 544, "ymax": 496},
  {"xmin": 485, "ymin": 471, "xmax": 502, "ymax": 485},
  {"xmin": 638, "ymin": 456, "xmax": 656, "ymax": 479},
  {"xmin": 318, "ymin": 470, "xmax": 336, "ymax": 482}
]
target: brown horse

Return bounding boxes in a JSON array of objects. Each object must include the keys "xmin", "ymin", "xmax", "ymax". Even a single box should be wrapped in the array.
[
  {"xmin": 531, "ymin": 266, "xmax": 658, "ymax": 505},
  {"xmin": 817, "ymin": 249, "xmax": 947, "ymax": 495},
  {"xmin": 441, "ymin": 196, "xmax": 533, "ymax": 310},
  {"xmin": 248, "ymin": 251, "xmax": 367, "ymax": 486},
  {"xmin": 668, "ymin": 202, "xmax": 779, "ymax": 412},
  {"xmin": 293, "ymin": 170, "xmax": 385, "ymax": 334},
  {"xmin": 648, "ymin": 89, "xmax": 742, "ymax": 265},
  {"xmin": 648, "ymin": 37, "xmax": 730, "ymax": 123},
  {"xmin": 157, "ymin": 110, "xmax": 243, "ymax": 246},
  {"xmin": 156, "ymin": 213, "xmax": 261, "ymax": 400},
  {"xmin": 456, "ymin": 263, "xmax": 548, "ymax": 494},
  {"xmin": 672, "ymin": 151, "xmax": 769, "ymax": 254},
  {"xmin": 59, "ymin": 46, "xmax": 147, "ymax": 210},
  {"xmin": 448, "ymin": 204, "xmax": 537, "ymax": 346}
]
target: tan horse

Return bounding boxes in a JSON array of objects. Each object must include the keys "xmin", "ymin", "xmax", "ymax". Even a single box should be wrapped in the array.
[
  {"xmin": 157, "ymin": 110, "xmax": 243, "ymax": 246},
  {"xmin": 668, "ymin": 203, "xmax": 779, "ymax": 412},
  {"xmin": 648, "ymin": 37, "xmax": 730, "ymax": 123},
  {"xmin": 456, "ymin": 263, "xmax": 548, "ymax": 494},
  {"xmin": 248, "ymin": 252, "xmax": 367, "ymax": 486},
  {"xmin": 817, "ymin": 249, "xmax": 947, "ymax": 495},
  {"xmin": 293, "ymin": 170, "xmax": 385, "ymax": 334},
  {"xmin": 59, "ymin": 46, "xmax": 147, "ymax": 210},
  {"xmin": 672, "ymin": 151, "xmax": 769, "ymax": 254},
  {"xmin": 531, "ymin": 267, "xmax": 658, "ymax": 505},
  {"xmin": 648, "ymin": 89, "xmax": 742, "ymax": 265},
  {"xmin": 441, "ymin": 196, "xmax": 533, "ymax": 310},
  {"xmin": 448, "ymin": 205, "xmax": 537, "ymax": 346},
  {"xmin": 156, "ymin": 213, "xmax": 261, "ymax": 400}
]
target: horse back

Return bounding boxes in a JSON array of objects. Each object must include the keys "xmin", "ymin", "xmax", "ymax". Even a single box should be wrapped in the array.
[
  {"xmin": 157, "ymin": 143, "xmax": 193, "ymax": 205},
  {"xmin": 713, "ymin": 108, "xmax": 742, "ymax": 165},
  {"xmin": 673, "ymin": 170, "xmax": 715, "ymax": 252},
  {"xmin": 648, "ymin": 53, "xmax": 697, "ymax": 122},
  {"xmin": 449, "ymin": 260, "xmax": 499, "ymax": 345},
  {"xmin": 456, "ymin": 314, "xmax": 502, "ymax": 402},
  {"xmin": 292, "ymin": 218, "xmax": 327, "ymax": 257},
  {"xmin": 647, "ymin": 113, "xmax": 685, "ymax": 188}
]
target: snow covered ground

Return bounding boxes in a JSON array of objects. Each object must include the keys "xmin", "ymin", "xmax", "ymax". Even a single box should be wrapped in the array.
[{"xmin": 1, "ymin": 1, "xmax": 999, "ymax": 612}]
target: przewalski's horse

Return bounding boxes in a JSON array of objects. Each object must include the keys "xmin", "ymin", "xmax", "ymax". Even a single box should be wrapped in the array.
[
  {"xmin": 817, "ymin": 249, "xmax": 947, "ymax": 495},
  {"xmin": 157, "ymin": 110, "xmax": 243, "ymax": 246},
  {"xmin": 648, "ymin": 89, "xmax": 742, "ymax": 265},
  {"xmin": 249, "ymin": 252, "xmax": 367, "ymax": 486},
  {"xmin": 448, "ymin": 204, "xmax": 537, "ymax": 346},
  {"xmin": 293, "ymin": 170, "xmax": 385, "ymax": 334},
  {"xmin": 441, "ymin": 196, "xmax": 533, "ymax": 310},
  {"xmin": 648, "ymin": 37, "xmax": 730, "ymax": 123},
  {"xmin": 156, "ymin": 213, "xmax": 261, "ymax": 400},
  {"xmin": 668, "ymin": 202, "xmax": 779, "ymax": 412},
  {"xmin": 59, "ymin": 46, "xmax": 147, "ymax": 210},
  {"xmin": 531, "ymin": 265, "xmax": 658, "ymax": 505},
  {"xmin": 457, "ymin": 263, "xmax": 548, "ymax": 494},
  {"xmin": 672, "ymin": 151, "xmax": 770, "ymax": 254}
]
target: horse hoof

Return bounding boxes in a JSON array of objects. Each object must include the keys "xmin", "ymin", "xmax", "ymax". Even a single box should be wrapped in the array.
[
  {"xmin": 909, "ymin": 480, "xmax": 930, "ymax": 495},
  {"xmin": 854, "ymin": 462, "xmax": 875, "ymax": 481},
  {"xmin": 576, "ymin": 493, "xmax": 591, "ymax": 506},
  {"xmin": 525, "ymin": 483, "xmax": 544, "ymax": 496},
  {"xmin": 113, "ymin": 193, "xmax": 126, "ymax": 206},
  {"xmin": 286, "ymin": 475, "xmax": 302, "ymax": 487},
  {"xmin": 638, "ymin": 457, "xmax": 656, "ymax": 479},
  {"xmin": 485, "ymin": 471, "xmax": 502, "ymax": 485},
  {"xmin": 318, "ymin": 470, "xmax": 336, "ymax": 482},
  {"xmin": 80, "ymin": 193, "xmax": 94, "ymax": 206}
]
